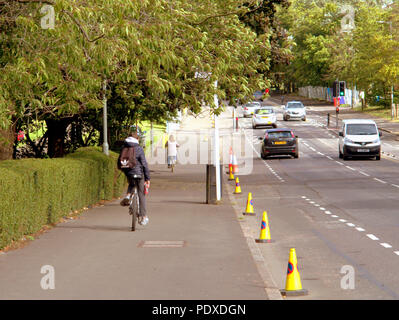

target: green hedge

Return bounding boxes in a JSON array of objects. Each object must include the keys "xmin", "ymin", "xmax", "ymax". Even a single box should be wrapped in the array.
[{"xmin": 0, "ymin": 147, "xmax": 126, "ymax": 249}]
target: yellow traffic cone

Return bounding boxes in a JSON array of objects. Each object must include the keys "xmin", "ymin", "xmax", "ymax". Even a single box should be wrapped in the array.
[
  {"xmin": 280, "ymin": 248, "xmax": 308, "ymax": 296},
  {"xmin": 233, "ymin": 177, "xmax": 242, "ymax": 194},
  {"xmin": 255, "ymin": 211, "xmax": 274, "ymax": 242},
  {"xmin": 228, "ymin": 165, "xmax": 235, "ymax": 181},
  {"xmin": 243, "ymin": 193, "xmax": 256, "ymax": 216}
]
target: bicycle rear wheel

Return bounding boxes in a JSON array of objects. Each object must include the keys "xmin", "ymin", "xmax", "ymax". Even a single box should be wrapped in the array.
[{"xmin": 130, "ymin": 192, "xmax": 139, "ymax": 231}]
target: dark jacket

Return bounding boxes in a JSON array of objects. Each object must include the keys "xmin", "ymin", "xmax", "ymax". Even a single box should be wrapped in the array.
[{"xmin": 118, "ymin": 140, "xmax": 150, "ymax": 181}]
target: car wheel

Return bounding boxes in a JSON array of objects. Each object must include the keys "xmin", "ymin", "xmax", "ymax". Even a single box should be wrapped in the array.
[
  {"xmin": 376, "ymin": 154, "xmax": 381, "ymax": 160},
  {"xmin": 343, "ymin": 153, "xmax": 349, "ymax": 160},
  {"xmin": 283, "ymin": 116, "xmax": 287, "ymax": 121},
  {"xmin": 302, "ymin": 117, "xmax": 306, "ymax": 121},
  {"xmin": 253, "ymin": 125, "xmax": 256, "ymax": 129},
  {"xmin": 339, "ymin": 149, "xmax": 343, "ymax": 159},
  {"xmin": 261, "ymin": 151, "xmax": 267, "ymax": 159},
  {"xmin": 272, "ymin": 124, "xmax": 277, "ymax": 128},
  {"xmin": 293, "ymin": 153, "xmax": 299, "ymax": 159}
]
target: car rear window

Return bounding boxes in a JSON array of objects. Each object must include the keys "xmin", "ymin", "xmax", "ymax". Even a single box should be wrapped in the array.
[
  {"xmin": 268, "ymin": 131, "xmax": 292, "ymax": 138},
  {"xmin": 346, "ymin": 124, "xmax": 377, "ymax": 135},
  {"xmin": 257, "ymin": 109, "xmax": 273, "ymax": 115}
]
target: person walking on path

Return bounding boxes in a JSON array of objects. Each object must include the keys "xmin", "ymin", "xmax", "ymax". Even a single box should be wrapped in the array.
[
  {"xmin": 118, "ymin": 131, "xmax": 150, "ymax": 225},
  {"xmin": 165, "ymin": 134, "xmax": 179, "ymax": 168}
]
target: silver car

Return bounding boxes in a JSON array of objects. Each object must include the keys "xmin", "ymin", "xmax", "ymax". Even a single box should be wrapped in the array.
[
  {"xmin": 283, "ymin": 101, "xmax": 306, "ymax": 121},
  {"xmin": 252, "ymin": 107, "xmax": 277, "ymax": 129},
  {"xmin": 242, "ymin": 101, "xmax": 261, "ymax": 118}
]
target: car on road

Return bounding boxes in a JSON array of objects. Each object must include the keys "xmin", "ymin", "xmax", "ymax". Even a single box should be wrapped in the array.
[
  {"xmin": 258, "ymin": 128, "xmax": 298, "ymax": 159},
  {"xmin": 252, "ymin": 107, "xmax": 277, "ymax": 129},
  {"xmin": 242, "ymin": 101, "xmax": 261, "ymax": 118},
  {"xmin": 283, "ymin": 101, "xmax": 306, "ymax": 121},
  {"xmin": 338, "ymin": 119, "xmax": 381, "ymax": 160}
]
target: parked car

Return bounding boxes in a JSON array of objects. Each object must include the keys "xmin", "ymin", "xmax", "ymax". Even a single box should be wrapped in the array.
[
  {"xmin": 338, "ymin": 119, "xmax": 381, "ymax": 160},
  {"xmin": 258, "ymin": 128, "xmax": 299, "ymax": 159},
  {"xmin": 283, "ymin": 101, "xmax": 306, "ymax": 121},
  {"xmin": 242, "ymin": 101, "xmax": 261, "ymax": 118},
  {"xmin": 252, "ymin": 107, "xmax": 277, "ymax": 129}
]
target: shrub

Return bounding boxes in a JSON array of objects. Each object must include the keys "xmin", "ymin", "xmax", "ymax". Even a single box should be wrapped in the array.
[{"xmin": 0, "ymin": 147, "xmax": 126, "ymax": 249}]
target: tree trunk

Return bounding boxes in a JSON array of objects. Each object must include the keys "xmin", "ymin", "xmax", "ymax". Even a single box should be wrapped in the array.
[
  {"xmin": 0, "ymin": 124, "xmax": 15, "ymax": 160},
  {"xmin": 46, "ymin": 118, "xmax": 70, "ymax": 158}
]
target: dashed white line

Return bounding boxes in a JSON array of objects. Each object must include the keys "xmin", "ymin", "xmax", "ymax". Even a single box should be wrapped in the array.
[
  {"xmin": 335, "ymin": 161, "xmax": 344, "ymax": 166},
  {"xmin": 325, "ymin": 211, "xmax": 331, "ymax": 215},
  {"xmin": 380, "ymin": 243, "xmax": 392, "ymax": 248},
  {"xmin": 359, "ymin": 171, "xmax": 370, "ymax": 177},
  {"xmin": 366, "ymin": 234, "xmax": 379, "ymax": 241},
  {"xmin": 373, "ymin": 178, "xmax": 387, "ymax": 184},
  {"xmin": 346, "ymin": 223, "xmax": 355, "ymax": 227},
  {"xmin": 339, "ymin": 219, "xmax": 347, "ymax": 223},
  {"xmin": 356, "ymin": 227, "xmax": 365, "ymax": 232},
  {"xmin": 326, "ymin": 156, "xmax": 333, "ymax": 160},
  {"xmin": 331, "ymin": 215, "xmax": 338, "ymax": 218},
  {"xmin": 345, "ymin": 166, "xmax": 356, "ymax": 171},
  {"xmin": 319, "ymin": 207, "xmax": 325, "ymax": 211},
  {"xmin": 392, "ymin": 184, "xmax": 399, "ymax": 188},
  {"xmin": 394, "ymin": 251, "xmax": 399, "ymax": 256}
]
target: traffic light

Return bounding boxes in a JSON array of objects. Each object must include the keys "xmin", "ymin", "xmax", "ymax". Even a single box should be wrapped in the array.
[
  {"xmin": 332, "ymin": 81, "xmax": 339, "ymax": 97},
  {"xmin": 339, "ymin": 81, "xmax": 345, "ymax": 96}
]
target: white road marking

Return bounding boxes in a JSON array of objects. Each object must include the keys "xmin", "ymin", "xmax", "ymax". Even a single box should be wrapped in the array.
[
  {"xmin": 319, "ymin": 207, "xmax": 325, "ymax": 211},
  {"xmin": 394, "ymin": 251, "xmax": 399, "ymax": 256},
  {"xmin": 356, "ymin": 227, "xmax": 365, "ymax": 232},
  {"xmin": 336, "ymin": 161, "xmax": 344, "ymax": 165},
  {"xmin": 346, "ymin": 223, "xmax": 355, "ymax": 227},
  {"xmin": 326, "ymin": 156, "xmax": 333, "ymax": 160},
  {"xmin": 325, "ymin": 211, "xmax": 331, "ymax": 215},
  {"xmin": 331, "ymin": 215, "xmax": 338, "ymax": 218},
  {"xmin": 345, "ymin": 166, "xmax": 356, "ymax": 171},
  {"xmin": 359, "ymin": 171, "xmax": 370, "ymax": 177},
  {"xmin": 392, "ymin": 184, "xmax": 399, "ymax": 188},
  {"xmin": 380, "ymin": 243, "xmax": 392, "ymax": 248},
  {"xmin": 373, "ymin": 178, "xmax": 387, "ymax": 184},
  {"xmin": 339, "ymin": 219, "xmax": 347, "ymax": 223},
  {"xmin": 366, "ymin": 234, "xmax": 379, "ymax": 241}
]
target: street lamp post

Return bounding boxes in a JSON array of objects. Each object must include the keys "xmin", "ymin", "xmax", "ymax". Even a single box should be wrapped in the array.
[
  {"xmin": 102, "ymin": 79, "xmax": 109, "ymax": 156},
  {"xmin": 378, "ymin": 20, "xmax": 394, "ymax": 120}
]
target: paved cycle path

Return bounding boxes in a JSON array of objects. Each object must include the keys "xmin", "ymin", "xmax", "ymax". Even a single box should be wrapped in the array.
[{"xmin": 0, "ymin": 163, "xmax": 268, "ymax": 300}]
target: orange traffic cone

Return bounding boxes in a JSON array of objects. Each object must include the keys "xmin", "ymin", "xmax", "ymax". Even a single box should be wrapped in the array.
[
  {"xmin": 233, "ymin": 177, "xmax": 241, "ymax": 194},
  {"xmin": 280, "ymin": 248, "xmax": 308, "ymax": 296},
  {"xmin": 243, "ymin": 192, "xmax": 256, "ymax": 216},
  {"xmin": 228, "ymin": 165, "xmax": 235, "ymax": 181},
  {"xmin": 255, "ymin": 211, "xmax": 274, "ymax": 242},
  {"xmin": 227, "ymin": 148, "xmax": 233, "ymax": 174},
  {"xmin": 232, "ymin": 154, "xmax": 238, "ymax": 174}
]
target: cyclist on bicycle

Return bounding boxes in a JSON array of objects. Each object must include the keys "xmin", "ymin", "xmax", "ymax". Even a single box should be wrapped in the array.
[
  {"xmin": 118, "ymin": 131, "xmax": 150, "ymax": 226},
  {"xmin": 165, "ymin": 134, "xmax": 179, "ymax": 168}
]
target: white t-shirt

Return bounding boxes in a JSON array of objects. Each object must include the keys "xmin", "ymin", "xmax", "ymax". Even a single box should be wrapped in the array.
[{"xmin": 167, "ymin": 141, "xmax": 178, "ymax": 157}]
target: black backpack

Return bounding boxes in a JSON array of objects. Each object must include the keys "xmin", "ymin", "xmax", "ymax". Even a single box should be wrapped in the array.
[{"xmin": 118, "ymin": 146, "xmax": 136, "ymax": 170}]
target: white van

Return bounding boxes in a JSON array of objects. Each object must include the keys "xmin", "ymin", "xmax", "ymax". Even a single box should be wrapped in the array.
[{"xmin": 338, "ymin": 119, "xmax": 382, "ymax": 160}]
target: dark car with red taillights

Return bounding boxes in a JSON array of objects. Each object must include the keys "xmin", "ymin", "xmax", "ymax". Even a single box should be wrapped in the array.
[{"xmin": 258, "ymin": 128, "xmax": 298, "ymax": 159}]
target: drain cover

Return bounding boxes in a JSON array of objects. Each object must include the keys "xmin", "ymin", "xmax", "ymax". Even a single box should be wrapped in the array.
[{"xmin": 138, "ymin": 240, "xmax": 186, "ymax": 248}]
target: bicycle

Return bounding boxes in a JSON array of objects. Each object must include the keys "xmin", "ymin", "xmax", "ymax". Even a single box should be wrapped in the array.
[{"xmin": 128, "ymin": 175, "xmax": 141, "ymax": 231}]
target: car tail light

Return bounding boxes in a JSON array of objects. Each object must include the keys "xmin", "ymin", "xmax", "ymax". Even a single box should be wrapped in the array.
[
  {"xmin": 244, "ymin": 107, "xmax": 248, "ymax": 110},
  {"xmin": 291, "ymin": 131, "xmax": 295, "ymax": 138},
  {"xmin": 264, "ymin": 132, "xmax": 268, "ymax": 140}
]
